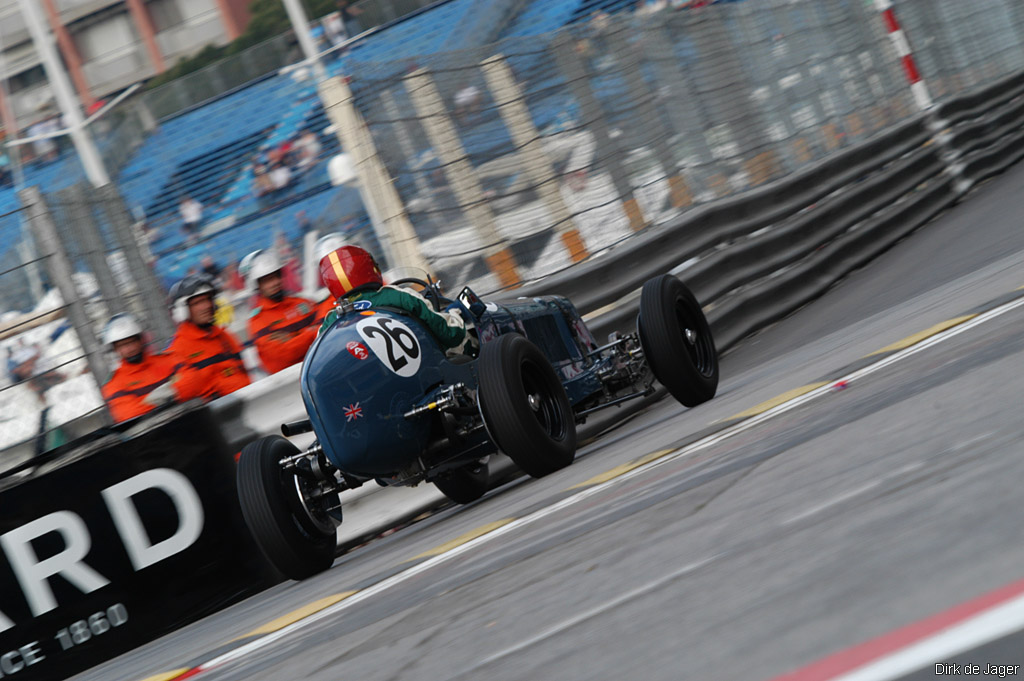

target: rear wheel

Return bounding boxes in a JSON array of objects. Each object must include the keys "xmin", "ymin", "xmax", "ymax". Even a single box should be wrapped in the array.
[
  {"xmin": 432, "ymin": 460, "xmax": 490, "ymax": 504},
  {"xmin": 478, "ymin": 333, "xmax": 577, "ymax": 478},
  {"xmin": 638, "ymin": 274, "xmax": 718, "ymax": 407},
  {"xmin": 237, "ymin": 435, "xmax": 337, "ymax": 580}
]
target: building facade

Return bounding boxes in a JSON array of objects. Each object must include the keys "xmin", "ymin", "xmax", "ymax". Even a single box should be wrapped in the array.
[{"xmin": 0, "ymin": 0, "xmax": 252, "ymax": 131}]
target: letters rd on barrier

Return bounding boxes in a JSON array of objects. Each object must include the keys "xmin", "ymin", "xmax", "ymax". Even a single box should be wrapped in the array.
[{"xmin": 0, "ymin": 406, "xmax": 275, "ymax": 680}]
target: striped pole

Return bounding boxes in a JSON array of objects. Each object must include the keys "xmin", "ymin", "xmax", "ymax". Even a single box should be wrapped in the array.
[{"xmin": 875, "ymin": 0, "xmax": 933, "ymax": 110}]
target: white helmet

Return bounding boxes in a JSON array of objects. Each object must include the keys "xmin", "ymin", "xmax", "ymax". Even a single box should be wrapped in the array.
[
  {"xmin": 103, "ymin": 313, "xmax": 142, "ymax": 345},
  {"xmin": 169, "ymin": 274, "xmax": 218, "ymax": 323},
  {"xmin": 242, "ymin": 249, "xmax": 282, "ymax": 291}
]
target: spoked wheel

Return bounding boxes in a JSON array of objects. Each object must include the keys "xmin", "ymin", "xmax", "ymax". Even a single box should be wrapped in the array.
[
  {"xmin": 432, "ymin": 459, "xmax": 490, "ymax": 504},
  {"xmin": 237, "ymin": 435, "xmax": 337, "ymax": 580},
  {"xmin": 478, "ymin": 333, "xmax": 577, "ymax": 478},
  {"xmin": 638, "ymin": 274, "xmax": 718, "ymax": 407}
]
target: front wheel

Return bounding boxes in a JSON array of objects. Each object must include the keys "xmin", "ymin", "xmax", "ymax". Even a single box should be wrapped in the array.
[
  {"xmin": 432, "ymin": 460, "xmax": 490, "ymax": 504},
  {"xmin": 237, "ymin": 435, "xmax": 337, "ymax": 580},
  {"xmin": 478, "ymin": 333, "xmax": 577, "ymax": 478},
  {"xmin": 638, "ymin": 274, "xmax": 718, "ymax": 407}
]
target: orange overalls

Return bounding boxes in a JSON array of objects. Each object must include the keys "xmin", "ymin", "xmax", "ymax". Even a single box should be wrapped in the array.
[
  {"xmin": 247, "ymin": 295, "xmax": 318, "ymax": 374},
  {"xmin": 166, "ymin": 321, "xmax": 251, "ymax": 401},
  {"xmin": 101, "ymin": 351, "xmax": 177, "ymax": 423}
]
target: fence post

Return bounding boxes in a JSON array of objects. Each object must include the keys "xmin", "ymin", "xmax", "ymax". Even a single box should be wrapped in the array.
[
  {"xmin": 552, "ymin": 31, "xmax": 648, "ymax": 231},
  {"xmin": 481, "ymin": 54, "xmax": 589, "ymax": 264},
  {"xmin": 59, "ymin": 185, "xmax": 126, "ymax": 320},
  {"xmin": 605, "ymin": 24, "xmax": 693, "ymax": 209},
  {"xmin": 19, "ymin": 186, "xmax": 112, "ymax": 406},
  {"xmin": 873, "ymin": 0, "xmax": 933, "ymax": 111},
  {"xmin": 318, "ymin": 75, "xmax": 431, "ymax": 275},
  {"xmin": 97, "ymin": 184, "xmax": 177, "ymax": 345},
  {"xmin": 405, "ymin": 67, "xmax": 522, "ymax": 288}
]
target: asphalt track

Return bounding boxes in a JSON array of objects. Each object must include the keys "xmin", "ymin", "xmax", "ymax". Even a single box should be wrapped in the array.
[{"xmin": 75, "ymin": 159, "xmax": 1024, "ymax": 681}]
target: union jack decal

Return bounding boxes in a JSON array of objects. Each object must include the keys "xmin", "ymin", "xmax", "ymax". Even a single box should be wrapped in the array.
[{"xmin": 345, "ymin": 403, "xmax": 363, "ymax": 421}]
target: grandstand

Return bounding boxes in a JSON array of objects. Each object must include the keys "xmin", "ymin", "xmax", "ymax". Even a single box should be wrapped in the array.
[{"xmin": 0, "ymin": 0, "xmax": 658, "ymax": 302}]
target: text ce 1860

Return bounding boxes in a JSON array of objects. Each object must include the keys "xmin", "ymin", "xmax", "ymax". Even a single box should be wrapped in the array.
[{"xmin": 0, "ymin": 604, "xmax": 128, "ymax": 677}]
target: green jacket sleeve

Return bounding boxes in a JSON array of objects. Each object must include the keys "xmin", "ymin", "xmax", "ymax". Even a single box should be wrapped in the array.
[{"xmin": 367, "ymin": 287, "xmax": 466, "ymax": 348}]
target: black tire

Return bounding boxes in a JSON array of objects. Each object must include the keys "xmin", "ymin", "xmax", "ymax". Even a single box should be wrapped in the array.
[
  {"xmin": 237, "ymin": 435, "xmax": 336, "ymax": 580},
  {"xmin": 638, "ymin": 274, "xmax": 718, "ymax": 407},
  {"xmin": 478, "ymin": 333, "xmax": 577, "ymax": 478},
  {"xmin": 433, "ymin": 460, "xmax": 490, "ymax": 504}
]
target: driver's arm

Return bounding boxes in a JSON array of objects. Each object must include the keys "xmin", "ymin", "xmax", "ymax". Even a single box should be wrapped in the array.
[{"xmin": 374, "ymin": 285, "xmax": 466, "ymax": 349}]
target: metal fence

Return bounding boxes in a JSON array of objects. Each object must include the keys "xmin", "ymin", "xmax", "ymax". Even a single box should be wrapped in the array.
[
  {"xmin": 0, "ymin": 186, "xmax": 173, "ymax": 469},
  {"xmin": 321, "ymin": 0, "xmax": 1024, "ymax": 293},
  {"xmin": 897, "ymin": 0, "xmax": 1024, "ymax": 101}
]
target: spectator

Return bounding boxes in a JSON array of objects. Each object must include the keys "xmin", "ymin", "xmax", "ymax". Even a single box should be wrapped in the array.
[
  {"xmin": 338, "ymin": 0, "xmax": 364, "ymax": 37},
  {"xmin": 200, "ymin": 255, "xmax": 221, "ymax": 283},
  {"xmin": 274, "ymin": 232, "xmax": 303, "ymax": 293},
  {"xmin": 278, "ymin": 138, "xmax": 296, "ymax": 166},
  {"xmin": 270, "ymin": 163, "xmax": 292, "ymax": 191},
  {"xmin": 100, "ymin": 313, "xmax": 177, "ymax": 423},
  {"xmin": 179, "ymin": 195, "xmax": 203, "ymax": 244},
  {"xmin": 294, "ymin": 131, "xmax": 322, "ymax": 170},
  {"xmin": 0, "ymin": 149, "xmax": 11, "ymax": 187},
  {"xmin": 253, "ymin": 156, "xmax": 274, "ymax": 197},
  {"xmin": 28, "ymin": 116, "xmax": 59, "ymax": 162},
  {"xmin": 296, "ymin": 210, "xmax": 315, "ymax": 239},
  {"xmin": 454, "ymin": 83, "xmax": 482, "ymax": 124},
  {"xmin": 165, "ymin": 274, "xmax": 250, "ymax": 402},
  {"xmin": 323, "ymin": 11, "xmax": 346, "ymax": 47},
  {"xmin": 244, "ymin": 250, "xmax": 318, "ymax": 374},
  {"xmin": 225, "ymin": 262, "xmax": 245, "ymax": 292},
  {"xmin": 7, "ymin": 342, "xmax": 64, "ymax": 401}
]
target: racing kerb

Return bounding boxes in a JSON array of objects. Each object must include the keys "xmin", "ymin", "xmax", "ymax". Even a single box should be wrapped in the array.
[{"xmin": 211, "ymin": 68, "xmax": 1024, "ymax": 554}]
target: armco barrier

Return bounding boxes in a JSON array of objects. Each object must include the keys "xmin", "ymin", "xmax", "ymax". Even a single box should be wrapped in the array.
[
  {"xmin": 940, "ymin": 72, "xmax": 1024, "ymax": 189},
  {"xmin": 0, "ymin": 405, "xmax": 277, "ymax": 681}
]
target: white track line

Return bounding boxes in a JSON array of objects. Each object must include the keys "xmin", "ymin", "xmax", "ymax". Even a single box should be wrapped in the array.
[{"xmin": 191, "ymin": 293, "xmax": 1024, "ymax": 677}]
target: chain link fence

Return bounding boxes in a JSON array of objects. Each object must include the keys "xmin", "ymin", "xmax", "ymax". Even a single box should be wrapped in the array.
[
  {"xmin": 0, "ymin": 187, "xmax": 173, "ymax": 472},
  {"xmin": 331, "ymin": 0, "xmax": 928, "ymax": 292},
  {"xmin": 897, "ymin": 0, "xmax": 1024, "ymax": 101}
]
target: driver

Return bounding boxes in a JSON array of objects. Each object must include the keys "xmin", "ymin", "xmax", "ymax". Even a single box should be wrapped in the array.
[{"xmin": 318, "ymin": 245, "xmax": 466, "ymax": 350}]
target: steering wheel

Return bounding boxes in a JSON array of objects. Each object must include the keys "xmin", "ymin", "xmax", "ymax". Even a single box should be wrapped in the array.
[{"xmin": 389, "ymin": 277, "xmax": 443, "ymax": 312}]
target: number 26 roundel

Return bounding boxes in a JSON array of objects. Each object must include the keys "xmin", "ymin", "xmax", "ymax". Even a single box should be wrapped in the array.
[{"xmin": 356, "ymin": 316, "xmax": 422, "ymax": 377}]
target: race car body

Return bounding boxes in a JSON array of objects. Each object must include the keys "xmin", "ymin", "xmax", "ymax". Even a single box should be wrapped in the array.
[{"xmin": 237, "ymin": 274, "xmax": 719, "ymax": 580}]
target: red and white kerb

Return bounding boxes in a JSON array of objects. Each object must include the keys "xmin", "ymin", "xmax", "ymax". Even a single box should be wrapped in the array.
[{"xmin": 875, "ymin": 0, "xmax": 933, "ymax": 110}]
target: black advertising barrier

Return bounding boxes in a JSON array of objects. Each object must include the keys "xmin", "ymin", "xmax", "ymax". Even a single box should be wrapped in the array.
[{"xmin": 0, "ymin": 404, "xmax": 279, "ymax": 681}]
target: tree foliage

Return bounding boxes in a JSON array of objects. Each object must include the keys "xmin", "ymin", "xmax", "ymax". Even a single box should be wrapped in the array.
[{"xmin": 146, "ymin": 0, "xmax": 340, "ymax": 90}]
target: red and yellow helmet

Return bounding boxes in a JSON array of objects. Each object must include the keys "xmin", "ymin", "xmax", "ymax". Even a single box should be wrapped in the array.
[{"xmin": 318, "ymin": 245, "xmax": 383, "ymax": 299}]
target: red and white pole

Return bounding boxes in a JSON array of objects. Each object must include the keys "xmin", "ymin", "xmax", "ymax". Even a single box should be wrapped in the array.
[{"xmin": 875, "ymin": 0, "xmax": 933, "ymax": 110}]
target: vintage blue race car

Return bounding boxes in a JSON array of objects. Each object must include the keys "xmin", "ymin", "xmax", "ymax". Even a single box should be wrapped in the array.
[{"xmin": 236, "ymin": 273, "xmax": 718, "ymax": 579}]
